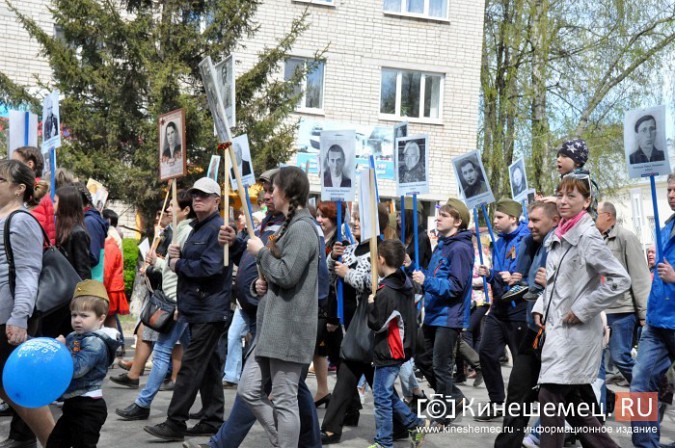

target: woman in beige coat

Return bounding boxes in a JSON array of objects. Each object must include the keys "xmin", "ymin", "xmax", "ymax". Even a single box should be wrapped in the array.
[{"xmin": 532, "ymin": 175, "xmax": 630, "ymax": 448}]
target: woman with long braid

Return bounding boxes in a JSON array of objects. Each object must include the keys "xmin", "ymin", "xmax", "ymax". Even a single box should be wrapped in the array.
[{"xmin": 238, "ymin": 166, "xmax": 321, "ymax": 448}]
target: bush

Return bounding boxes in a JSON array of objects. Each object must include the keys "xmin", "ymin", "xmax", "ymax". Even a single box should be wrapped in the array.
[{"xmin": 122, "ymin": 238, "xmax": 140, "ymax": 297}]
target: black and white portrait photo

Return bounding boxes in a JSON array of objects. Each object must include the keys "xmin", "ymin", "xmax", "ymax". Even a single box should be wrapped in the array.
[
  {"xmin": 229, "ymin": 134, "xmax": 256, "ymax": 189},
  {"xmin": 624, "ymin": 105, "xmax": 670, "ymax": 179},
  {"xmin": 207, "ymin": 155, "xmax": 221, "ymax": 182},
  {"xmin": 158, "ymin": 108, "xmax": 187, "ymax": 181},
  {"xmin": 41, "ymin": 90, "xmax": 61, "ymax": 150},
  {"xmin": 509, "ymin": 158, "xmax": 528, "ymax": 201},
  {"xmin": 199, "ymin": 56, "xmax": 230, "ymax": 143},
  {"xmin": 395, "ymin": 135, "xmax": 429, "ymax": 195},
  {"xmin": 394, "ymin": 121, "xmax": 408, "ymax": 140},
  {"xmin": 320, "ymin": 130, "xmax": 356, "ymax": 202},
  {"xmin": 215, "ymin": 55, "xmax": 236, "ymax": 130},
  {"xmin": 452, "ymin": 150, "xmax": 495, "ymax": 210}
]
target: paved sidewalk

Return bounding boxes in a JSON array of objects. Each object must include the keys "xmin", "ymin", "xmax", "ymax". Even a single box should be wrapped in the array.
[{"xmin": 1, "ymin": 361, "xmax": 673, "ymax": 447}]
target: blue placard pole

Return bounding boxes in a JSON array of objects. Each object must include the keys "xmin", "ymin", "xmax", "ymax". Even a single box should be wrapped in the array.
[
  {"xmin": 23, "ymin": 112, "xmax": 29, "ymax": 146},
  {"xmin": 400, "ymin": 195, "xmax": 406, "ymax": 244},
  {"xmin": 49, "ymin": 147, "xmax": 56, "ymax": 202},
  {"xmin": 336, "ymin": 200, "xmax": 344, "ymax": 325},
  {"xmin": 651, "ymin": 176, "xmax": 664, "ymax": 262},
  {"xmin": 243, "ymin": 185, "xmax": 254, "ymax": 231},
  {"xmin": 521, "ymin": 200, "xmax": 528, "ymax": 223},
  {"xmin": 413, "ymin": 194, "xmax": 419, "ymax": 270},
  {"xmin": 473, "ymin": 208, "xmax": 490, "ymax": 304}
]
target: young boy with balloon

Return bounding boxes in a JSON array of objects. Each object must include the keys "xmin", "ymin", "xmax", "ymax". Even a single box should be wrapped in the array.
[{"xmin": 47, "ymin": 280, "xmax": 122, "ymax": 447}]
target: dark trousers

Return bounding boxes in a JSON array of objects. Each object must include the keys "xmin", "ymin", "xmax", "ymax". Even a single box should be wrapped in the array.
[
  {"xmin": 321, "ymin": 360, "xmax": 373, "ymax": 437},
  {"xmin": 464, "ymin": 304, "xmax": 488, "ymax": 350},
  {"xmin": 494, "ymin": 329, "xmax": 540, "ymax": 448},
  {"xmin": 479, "ymin": 315, "xmax": 526, "ymax": 404},
  {"xmin": 46, "ymin": 396, "xmax": 107, "ymax": 448},
  {"xmin": 210, "ymin": 366, "xmax": 320, "ymax": 448},
  {"xmin": 166, "ymin": 321, "xmax": 227, "ymax": 431},
  {"xmin": 539, "ymin": 384, "xmax": 618, "ymax": 448},
  {"xmin": 416, "ymin": 325, "xmax": 464, "ymax": 422}
]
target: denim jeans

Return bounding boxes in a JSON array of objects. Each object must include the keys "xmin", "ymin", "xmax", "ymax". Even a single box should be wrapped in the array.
[
  {"xmin": 222, "ymin": 309, "xmax": 251, "ymax": 383},
  {"xmin": 631, "ymin": 324, "xmax": 675, "ymax": 448},
  {"xmin": 135, "ymin": 319, "xmax": 189, "ymax": 409},
  {"xmin": 373, "ymin": 365, "xmax": 421, "ymax": 448},
  {"xmin": 606, "ymin": 312, "xmax": 637, "ymax": 383},
  {"xmin": 398, "ymin": 358, "xmax": 420, "ymax": 398}
]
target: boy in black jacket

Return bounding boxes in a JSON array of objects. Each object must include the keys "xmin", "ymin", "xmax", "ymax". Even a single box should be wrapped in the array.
[{"xmin": 367, "ymin": 240, "xmax": 427, "ymax": 448}]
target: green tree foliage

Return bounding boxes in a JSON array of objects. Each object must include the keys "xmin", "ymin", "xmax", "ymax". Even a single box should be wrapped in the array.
[
  {"xmin": 480, "ymin": 0, "xmax": 675, "ymax": 200},
  {"xmin": 1, "ymin": 0, "xmax": 317, "ymax": 233}
]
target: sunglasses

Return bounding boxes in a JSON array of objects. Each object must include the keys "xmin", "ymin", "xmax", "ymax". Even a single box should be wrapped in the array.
[
  {"xmin": 562, "ymin": 173, "xmax": 591, "ymax": 192},
  {"xmin": 191, "ymin": 191, "xmax": 216, "ymax": 199}
]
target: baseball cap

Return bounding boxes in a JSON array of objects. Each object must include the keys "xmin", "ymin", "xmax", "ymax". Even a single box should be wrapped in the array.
[
  {"xmin": 258, "ymin": 168, "xmax": 280, "ymax": 184},
  {"xmin": 188, "ymin": 177, "xmax": 220, "ymax": 196}
]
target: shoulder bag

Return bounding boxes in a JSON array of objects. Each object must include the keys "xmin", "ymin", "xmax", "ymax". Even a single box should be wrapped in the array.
[
  {"xmin": 4, "ymin": 210, "xmax": 82, "ymax": 319},
  {"xmin": 140, "ymin": 285, "xmax": 175, "ymax": 333}
]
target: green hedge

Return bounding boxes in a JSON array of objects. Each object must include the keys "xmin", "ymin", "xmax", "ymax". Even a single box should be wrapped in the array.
[{"xmin": 122, "ymin": 238, "xmax": 140, "ymax": 296}]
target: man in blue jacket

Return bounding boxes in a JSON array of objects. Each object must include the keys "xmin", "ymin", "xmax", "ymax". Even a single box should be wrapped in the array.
[
  {"xmin": 406, "ymin": 198, "xmax": 474, "ymax": 426},
  {"xmin": 476, "ymin": 199, "xmax": 530, "ymax": 421},
  {"xmin": 144, "ymin": 177, "xmax": 241, "ymax": 442},
  {"xmin": 631, "ymin": 174, "xmax": 675, "ymax": 448}
]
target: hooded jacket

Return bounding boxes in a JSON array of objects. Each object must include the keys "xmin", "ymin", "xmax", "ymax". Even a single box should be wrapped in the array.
[
  {"xmin": 368, "ymin": 270, "xmax": 416, "ymax": 367},
  {"xmin": 413, "ymin": 229, "xmax": 474, "ymax": 329},
  {"xmin": 62, "ymin": 327, "xmax": 122, "ymax": 399},
  {"xmin": 489, "ymin": 221, "xmax": 530, "ymax": 320},
  {"xmin": 30, "ymin": 187, "xmax": 56, "ymax": 245},
  {"xmin": 83, "ymin": 208, "xmax": 109, "ymax": 268}
]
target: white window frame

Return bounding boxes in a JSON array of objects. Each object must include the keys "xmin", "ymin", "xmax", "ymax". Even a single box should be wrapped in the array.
[
  {"xmin": 292, "ymin": 0, "xmax": 336, "ymax": 6},
  {"xmin": 383, "ymin": 0, "xmax": 450, "ymax": 22},
  {"xmin": 285, "ymin": 57, "xmax": 326, "ymax": 115},
  {"xmin": 379, "ymin": 68, "xmax": 444, "ymax": 123}
]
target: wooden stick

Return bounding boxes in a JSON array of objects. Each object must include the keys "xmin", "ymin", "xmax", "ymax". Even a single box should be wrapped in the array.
[
  {"xmin": 369, "ymin": 168, "xmax": 379, "ymax": 293},
  {"xmin": 149, "ymin": 181, "xmax": 172, "ymax": 254},
  {"xmin": 224, "ymin": 154, "xmax": 230, "ymax": 266},
  {"xmin": 227, "ymin": 146, "xmax": 255, "ymax": 239},
  {"xmin": 171, "ymin": 180, "xmax": 178, "ymax": 244}
]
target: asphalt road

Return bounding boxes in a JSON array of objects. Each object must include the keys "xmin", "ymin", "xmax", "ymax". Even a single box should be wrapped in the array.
[{"xmin": 1, "ymin": 357, "xmax": 674, "ymax": 447}]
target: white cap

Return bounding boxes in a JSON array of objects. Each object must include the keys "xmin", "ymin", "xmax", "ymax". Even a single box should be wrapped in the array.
[{"xmin": 188, "ymin": 177, "xmax": 220, "ymax": 196}]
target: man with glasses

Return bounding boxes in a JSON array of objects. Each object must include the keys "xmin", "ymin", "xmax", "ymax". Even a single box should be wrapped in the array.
[
  {"xmin": 144, "ymin": 177, "xmax": 242, "ymax": 442},
  {"xmin": 595, "ymin": 202, "xmax": 650, "ymax": 386}
]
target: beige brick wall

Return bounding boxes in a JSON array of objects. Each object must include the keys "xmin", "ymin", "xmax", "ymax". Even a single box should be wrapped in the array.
[
  {"xmin": 236, "ymin": 0, "xmax": 486, "ymax": 202},
  {"xmin": 0, "ymin": 0, "xmax": 54, "ymax": 91}
]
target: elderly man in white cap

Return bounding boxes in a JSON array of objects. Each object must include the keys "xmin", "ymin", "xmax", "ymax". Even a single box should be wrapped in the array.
[{"xmin": 144, "ymin": 177, "xmax": 243, "ymax": 442}]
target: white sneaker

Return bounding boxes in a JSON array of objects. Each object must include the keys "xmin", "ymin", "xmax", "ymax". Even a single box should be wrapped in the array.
[{"xmin": 522, "ymin": 435, "xmax": 539, "ymax": 448}]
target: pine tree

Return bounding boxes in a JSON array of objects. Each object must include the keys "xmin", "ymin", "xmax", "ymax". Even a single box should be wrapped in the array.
[{"xmin": 1, "ymin": 0, "xmax": 317, "ymax": 229}]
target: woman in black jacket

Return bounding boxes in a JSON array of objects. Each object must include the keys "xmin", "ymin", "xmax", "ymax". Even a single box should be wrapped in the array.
[{"xmin": 55, "ymin": 185, "xmax": 92, "ymax": 280}]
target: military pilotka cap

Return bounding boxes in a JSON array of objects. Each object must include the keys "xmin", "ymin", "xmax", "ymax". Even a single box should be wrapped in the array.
[
  {"xmin": 445, "ymin": 198, "xmax": 470, "ymax": 227},
  {"xmin": 496, "ymin": 198, "xmax": 522, "ymax": 219},
  {"xmin": 73, "ymin": 279, "xmax": 109, "ymax": 303},
  {"xmin": 258, "ymin": 168, "xmax": 280, "ymax": 184}
]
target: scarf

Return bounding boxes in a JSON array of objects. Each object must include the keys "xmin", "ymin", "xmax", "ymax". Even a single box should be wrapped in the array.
[{"xmin": 555, "ymin": 210, "xmax": 586, "ymax": 239}]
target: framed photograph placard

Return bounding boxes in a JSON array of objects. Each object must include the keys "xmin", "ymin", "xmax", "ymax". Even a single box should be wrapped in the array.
[
  {"xmin": 158, "ymin": 108, "xmax": 187, "ymax": 181},
  {"xmin": 395, "ymin": 135, "xmax": 430, "ymax": 196},
  {"xmin": 320, "ymin": 130, "xmax": 356, "ymax": 202},
  {"xmin": 452, "ymin": 150, "xmax": 495, "ymax": 210},
  {"xmin": 624, "ymin": 105, "xmax": 670, "ymax": 179},
  {"xmin": 509, "ymin": 158, "xmax": 528, "ymax": 202}
]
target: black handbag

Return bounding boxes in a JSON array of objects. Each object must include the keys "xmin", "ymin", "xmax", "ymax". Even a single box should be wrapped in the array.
[
  {"xmin": 339, "ymin": 295, "xmax": 374, "ymax": 364},
  {"xmin": 140, "ymin": 288, "xmax": 176, "ymax": 333},
  {"xmin": 533, "ymin": 246, "xmax": 572, "ymax": 360},
  {"xmin": 4, "ymin": 210, "xmax": 82, "ymax": 319}
]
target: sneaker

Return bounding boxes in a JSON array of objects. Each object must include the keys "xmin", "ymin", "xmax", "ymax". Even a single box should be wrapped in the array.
[
  {"xmin": 474, "ymin": 403, "xmax": 503, "ymax": 421},
  {"xmin": 522, "ymin": 434, "xmax": 539, "ymax": 448},
  {"xmin": 523, "ymin": 289, "xmax": 543, "ymax": 302},
  {"xmin": 472, "ymin": 370, "xmax": 484, "ymax": 388},
  {"xmin": 143, "ymin": 422, "xmax": 185, "ymax": 441},
  {"xmin": 409, "ymin": 419, "xmax": 430, "ymax": 447},
  {"xmin": 502, "ymin": 284, "xmax": 528, "ymax": 301},
  {"xmin": 182, "ymin": 442, "xmax": 210, "ymax": 448},
  {"xmin": 115, "ymin": 403, "xmax": 150, "ymax": 421}
]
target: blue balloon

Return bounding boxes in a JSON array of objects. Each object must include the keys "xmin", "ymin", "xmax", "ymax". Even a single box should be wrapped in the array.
[{"xmin": 2, "ymin": 337, "xmax": 73, "ymax": 408}]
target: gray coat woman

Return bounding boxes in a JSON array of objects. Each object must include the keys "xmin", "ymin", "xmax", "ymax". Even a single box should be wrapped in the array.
[
  {"xmin": 238, "ymin": 167, "xmax": 319, "ymax": 448},
  {"xmin": 532, "ymin": 175, "xmax": 630, "ymax": 448}
]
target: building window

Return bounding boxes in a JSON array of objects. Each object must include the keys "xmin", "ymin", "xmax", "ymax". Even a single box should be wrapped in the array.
[
  {"xmin": 383, "ymin": 0, "xmax": 448, "ymax": 19},
  {"xmin": 380, "ymin": 68, "xmax": 442, "ymax": 120},
  {"xmin": 284, "ymin": 57, "xmax": 325, "ymax": 111}
]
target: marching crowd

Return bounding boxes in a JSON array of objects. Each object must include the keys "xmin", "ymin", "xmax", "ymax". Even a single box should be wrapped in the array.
[{"xmin": 0, "ymin": 139, "xmax": 673, "ymax": 448}]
